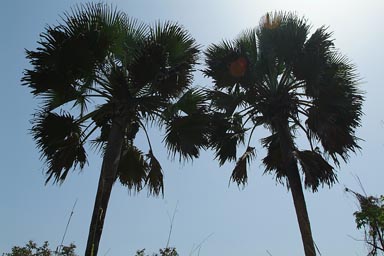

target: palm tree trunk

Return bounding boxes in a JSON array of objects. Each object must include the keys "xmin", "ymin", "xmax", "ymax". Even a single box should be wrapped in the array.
[
  {"xmin": 286, "ymin": 163, "xmax": 316, "ymax": 256},
  {"xmin": 85, "ymin": 116, "xmax": 128, "ymax": 256},
  {"xmin": 277, "ymin": 124, "xmax": 316, "ymax": 256}
]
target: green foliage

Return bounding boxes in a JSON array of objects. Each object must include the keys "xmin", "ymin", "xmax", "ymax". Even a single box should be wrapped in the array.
[
  {"xmin": 347, "ymin": 188, "xmax": 384, "ymax": 255},
  {"xmin": 134, "ymin": 248, "xmax": 178, "ymax": 256},
  {"xmin": 3, "ymin": 242, "xmax": 179, "ymax": 256},
  {"xmin": 2, "ymin": 241, "xmax": 77, "ymax": 256}
]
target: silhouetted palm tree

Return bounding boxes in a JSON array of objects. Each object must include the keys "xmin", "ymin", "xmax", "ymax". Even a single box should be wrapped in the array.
[
  {"xmin": 22, "ymin": 3, "xmax": 208, "ymax": 256},
  {"xmin": 204, "ymin": 12, "xmax": 363, "ymax": 256}
]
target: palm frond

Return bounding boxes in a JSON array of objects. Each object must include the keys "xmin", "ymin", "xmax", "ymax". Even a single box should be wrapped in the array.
[
  {"xmin": 261, "ymin": 134, "xmax": 286, "ymax": 183},
  {"xmin": 235, "ymin": 29, "xmax": 258, "ymax": 60},
  {"xmin": 162, "ymin": 89, "xmax": 210, "ymax": 161},
  {"xmin": 104, "ymin": 64, "xmax": 132, "ymax": 100},
  {"xmin": 257, "ymin": 11, "xmax": 310, "ymax": 68},
  {"xmin": 204, "ymin": 40, "xmax": 249, "ymax": 89},
  {"xmin": 117, "ymin": 145, "xmax": 148, "ymax": 193},
  {"xmin": 306, "ymin": 53, "xmax": 363, "ymax": 163},
  {"xmin": 170, "ymin": 89, "xmax": 208, "ymax": 115},
  {"xmin": 146, "ymin": 150, "xmax": 164, "ymax": 196},
  {"xmin": 293, "ymin": 26, "xmax": 334, "ymax": 82},
  {"xmin": 31, "ymin": 111, "xmax": 87, "ymax": 183},
  {"xmin": 130, "ymin": 22, "xmax": 199, "ymax": 97},
  {"xmin": 294, "ymin": 150, "xmax": 337, "ymax": 192},
  {"xmin": 209, "ymin": 113, "xmax": 246, "ymax": 165},
  {"xmin": 62, "ymin": 2, "xmax": 145, "ymax": 63},
  {"xmin": 137, "ymin": 95, "xmax": 168, "ymax": 122},
  {"xmin": 90, "ymin": 123, "xmax": 110, "ymax": 154},
  {"xmin": 22, "ymin": 2, "xmax": 137, "ymax": 104},
  {"xmin": 230, "ymin": 146, "xmax": 255, "ymax": 186},
  {"xmin": 207, "ymin": 89, "xmax": 245, "ymax": 115},
  {"xmin": 252, "ymin": 83, "xmax": 300, "ymax": 128},
  {"xmin": 38, "ymin": 88, "xmax": 79, "ymax": 111},
  {"xmin": 164, "ymin": 112, "xmax": 210, "ymax": 161}
]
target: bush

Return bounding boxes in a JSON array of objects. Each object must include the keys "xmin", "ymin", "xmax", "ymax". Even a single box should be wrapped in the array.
[
  {"xmin": 135, "ymin": 247, "xmax": 178, "ymax": 256},
  {"xmin": 2, "ymin": 241, "xmax": 77, "ymax": 256},
  {"xmin": 347, "ymin": 188, "xmax": 384, "ymax": 255}
]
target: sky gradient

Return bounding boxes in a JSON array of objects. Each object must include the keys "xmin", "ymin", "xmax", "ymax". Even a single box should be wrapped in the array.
[{"xmin": 1, "ymin": 1, "xmax": 384, "ymax": 255}]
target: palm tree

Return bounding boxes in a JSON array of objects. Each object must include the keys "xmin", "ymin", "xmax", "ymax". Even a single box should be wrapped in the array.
[
  {"xmin": 204, "ymin": 12, "xmax": 363, "ymax": 256},
  {"xmin": 22, "ymin": 3, "xmax": 209, "ymax": 256}
]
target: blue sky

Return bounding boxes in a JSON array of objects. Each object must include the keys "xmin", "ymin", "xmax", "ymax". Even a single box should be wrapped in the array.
[{"xmin": 1, "ymin": 0, "xmax": 384, "ymax": 255}]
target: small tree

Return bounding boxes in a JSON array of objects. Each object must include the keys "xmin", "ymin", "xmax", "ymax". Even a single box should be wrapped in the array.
[
  {"xmin": 135, "ymin": 248, "xmax": 178, "ymax": 256},
  {"xmin": 2, "ymin": 241, "xmax": 77, "ymax": 256},
  {"xmin": 347, "ymin": 188, "xmax": 384, "ymax": 255}
]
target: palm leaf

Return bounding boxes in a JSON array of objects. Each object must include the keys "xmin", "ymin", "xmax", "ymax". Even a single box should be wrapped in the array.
[
  {"xmin": 306, "ymin": 53, "xmax": 363, "ymax": 163},
  {"xmin": 130, "ymin": 22, "xmax": 199, "ymax": 97},
  {"xmin": 204, "ymin": 40, "xmax": 249, "ymax": 89},
  {"xmin": 117, "ymin": 145, "xmax": 148, "ymax": 193},
  {"xmin": 207, "ymin": 90, "xmax": 245, "ymax": 115},
  {"xmin": 294, "ymin": 150, "xmax": 337, "ymax": 192},
  {"xmin": 164, "ymin": 113, "xmax": 210, "ymax": 161},
  {"xmin": 292, "ymin": 26, "xmax": 333, "ymax": 82},
  {"xmin": 257, "ymin": 12, "xmax": 309, "ymax": 66},
  {"xmin": 170, "ymin": 89, "xmax": 208, "ymax": 115},
  {"xmin": 38, "ymin": 88, "xmax": 79, "ymax": 111},
  {"xmin": 261, "ymin": 133, "xmax": 286, "ymax": 182},
  {"xmin": 31, "ymin": 111, "xmax": 87, "ymax": 183},
  {"xmin": 150, "ymin": 22, "xmax": 199, "ymax": 96},
  {"xmin": 62, "ymin": 3, "xmax": 146, "ymax": 64},
  {"xmin": 230, "ymin": 146, "xmax": 255, "ymax": 186},
  {"xmin": 90, "ymin": 103, "xmax": 141, "ymax": 152},
  {"xmin": 209, "ymin": 112, "xmax": 246, "ymax": 165},
  {"xmin": 235, "ymin": 29, "xmax": 258, "ymax": 61},
  {"xmin": 22, "ymin": 3, "xmax": 139, "ymax": 106},
  {"xmin": 146, "ymin": 150, "xmax": 164, "ymax": 196}
]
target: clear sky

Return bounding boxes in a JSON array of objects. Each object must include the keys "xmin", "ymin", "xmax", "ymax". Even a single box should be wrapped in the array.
[{"xmin": 1, "ymin": 0, "xmax": 384, "ymax": 255}]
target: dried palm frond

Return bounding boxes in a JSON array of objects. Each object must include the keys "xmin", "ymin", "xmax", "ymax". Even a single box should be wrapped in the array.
[
  {"xmin": 146, "ymin": 150, "xmax": 164, "ymax": 196},
  {"xmin": 294, "ymin": 150, "xmax": 337, "ymax": 192},
  {"xmin": 230, "ymin": 146, "xmax": 255, "ymax": 186}
]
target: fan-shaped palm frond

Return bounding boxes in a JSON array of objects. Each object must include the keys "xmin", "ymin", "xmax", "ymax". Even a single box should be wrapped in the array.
[
  {"xmin": 146, "ymin": 150, "xmax": 164, "ymax": 196},
  {"xmin": 257, "ymin": 12, "xmax": 309, "ymax": 66},
  {"xmin": 31, "ymin": 111, "xmax": 87, "ymax": 183},
  {"xmin": 292, "ymin": 26, "xmax": 333, "ymax": 82},
  {"xmin": 306, "ymin": 53, "xmax": 363, "ymax": 163},
  {"xmin": 117, "ymin": 145, "xmax": 148, "ymax": 193},
  {"xmin": 164, "ymin": 113, "xmax": 210, "ymax": 161},
  {"xmin": 294, "ymin": 150, "xmax": 337, "ymax": 192},
  {"xmin": 230, "ymin": 146, "xmax": 255, "ymax": 186},
  {"xmin": 161, "ymin": 89, "xmax": 210, "ymax": 161},
  {"xmin": 170, "ymin": 89, "xmax": 207, "ymax": 115},
  {"xmin": 261, "ymin": 133, "xmax": 286, "ymax": 182},
  {"xmin": 208, "ymin": 90, "xmax": 245, "ymax": 115},
  {"xmin": 22, "ymin": 3, "xmax": 147, "ymax": 112},
  {"xmin": 205, "ymin": 39, "xmax": 251, "ymax": 90},
  {"xmin": 130, "ymin": 22, "xmax": 199, "ymax": 97},
  {"xmin": 209, "ymin": 112, "xmax": 246, "ymax": 165}
]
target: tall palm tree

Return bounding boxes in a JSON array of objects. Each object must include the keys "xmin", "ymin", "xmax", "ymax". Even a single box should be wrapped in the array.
[
  {"xmin": 204, "ymin": 12, "xmax": 363, "ymax": 256},
  {"xmin": 22, "ymin": 3, "xmax": 209, "ymax": 256}
]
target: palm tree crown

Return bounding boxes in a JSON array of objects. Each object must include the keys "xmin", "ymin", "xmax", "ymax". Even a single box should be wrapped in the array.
[
  {"xmin": 22, "ymin": 3, "xmax": 208, "ymax": 255},
  {"xmin": 23, "ymin": 3, "xmax": 206, "ymax": 193},
  {"xmin": 205, "ymin": 12, "xmax": 363, "ymax": 190},
  {"xmin": 204, "ymin": 12, "xmax": 363, "ymax": 256}
]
